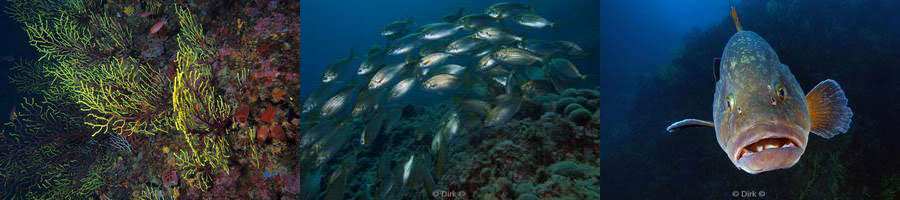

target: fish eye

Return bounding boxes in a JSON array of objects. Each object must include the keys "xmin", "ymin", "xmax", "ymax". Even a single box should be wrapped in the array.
[
  {"xmin": 726, "ymin": 95, "xmax": 734, "ymax": 111},
  {"xmin": 777, "ymin": 86, "xmax": 787, "ymax": 99}
]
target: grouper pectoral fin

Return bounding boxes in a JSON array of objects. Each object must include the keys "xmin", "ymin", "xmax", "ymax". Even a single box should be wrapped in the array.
[
  {"xmin": 805, "ymin": 79, "xmax": 853, "ymax": 139},
  {"xmin": 666, "ymin": 119, "xmax": 715, "ymax": 133}
]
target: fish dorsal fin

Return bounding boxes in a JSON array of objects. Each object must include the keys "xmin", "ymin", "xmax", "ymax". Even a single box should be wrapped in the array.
[
  {"xmin": 729, "ymin": 0, "xmax": 743, "ymax": 32},
  {"xmin": 805, "ymin": 79, "xmax": 853, "ymax": 139},
  {"xmin": 666, "ymin": 119, "xmax": 714, "ymax": 133}
]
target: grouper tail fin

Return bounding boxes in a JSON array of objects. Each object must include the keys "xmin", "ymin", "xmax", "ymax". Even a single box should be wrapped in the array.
[
  {"xmin": 806, "ymin": 79, "xmax": 853, "ymax": 139},
  {"xmin": 730, "ymin": 0, "xmax": 743, "ymax": 32}
]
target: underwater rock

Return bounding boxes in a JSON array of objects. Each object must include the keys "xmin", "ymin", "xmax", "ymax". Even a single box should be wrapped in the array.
[
  {"xmin": 566, "ymin": 108, "xmax": 592, "ymax": 126},
  {"xmin": 554, "ymin": 97, "xmax": 577, "ymax": 113},
  {"xmin": 563, "ymin": 103, "xmax": 584, "ymax": 116},
  {"xmin": 547, "ymin": 160, "xmax": 598, "ymax": 179}
]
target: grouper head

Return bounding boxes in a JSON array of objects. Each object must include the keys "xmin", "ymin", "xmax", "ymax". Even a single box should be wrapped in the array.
[
  {"xmin": 667, "ymin": 31, "xmax": 853, "ymax": 174},
  {"xmin": 713, "ymin": 31, "xmax": 810, "ymax": 174}
]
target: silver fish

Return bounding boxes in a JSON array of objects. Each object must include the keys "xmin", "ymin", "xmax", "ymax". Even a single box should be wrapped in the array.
[
  {"xmin": 359, "ymin": 46, "xmax": 387, "ymax": 75},
  {"xmin": 459, "ymin": 98, "xmax": 491, "ymax": 116},
  {"xmin": 361, "ymin": 112, "xmax": 386, "ymax": 146},
  {"xmin": 322, "ymin": 49, "xmax": 355, "ymax": 83},
  {"xmin": 300, "ymin": 119, "xmax": 339, "ymax": 149},
  {"xmin": 473, "ymin": 47, "xmax": 496, "ymax": 57},
  {"xmin": 486, "ymin": 2, "xmax": 533, "ymax": 19},
  {"xmin": 420, "ymin": 22, "xmax": 463, "ymax": 40},
  {"xmin": 549, "ymin": 58, "xmax": 589, "ymax": 80},
  {"xmin": 301, "ymin": 85, "xmax": 332, "ymax": 114},
  {"xmin": 553, "ymin": 40, "xmax": 586, "ymax": 56},
  {"xmin": 369, "ymin": 61, "xmax": 408, "ymax": 89},
  {"xmin": 493, "ymin": 48, "xmax": 543, "ymax": 66},
  {"xmin": 381, "ymin": 18, "xmax": 413, "ymax": 37},
  {"xmin": 518, "ymin": 39, "xmax": 562, "ymax": 57},
  {"xmin": 389, "ymin": 77, "xmax": 416, "ymax": 100},
  {"xmin": 422, "ymin": 74, "xmax": 462, "ymax": 92},
  {"xmin": 456, "ymin": 13, "xmax": 495, "ymax": 30},
  {"xmin": 320, "ymin": 88, "xmax": 354, "ymax": 118},
  {"xmin": 351, "ymin": 89, "xmax": 380, "ymax": 118},
  {"xmin": 446, "ymin": 35, "xmax": 486, "ymax": 55},
  {"xmin": 521, "ymin": 80, "xmax": 554, "ymax": 100},
  {"xmin": 316, "ymin": 122, "xmax": 353, "ymax": 166},
  {"xmin": 440, "ymin": 110, "xmax": 460, "ymax": 138},
  {"xmin": 484, "ymin": 94, "xmax": 523, "ymax": 127},
  {"xmin": 475, "ymin": 27, "xmax": 522, "ymax": 44},
  {"xmin": 428, "ymin": 64, "xmax": 467, "ymax": 76},
  {"xmin": 477, "ymin": 54, "xmax": 500, "ymax": 72},
  {"xmin": 515, "ymin": 14, "xmax": 554, "ymax": 28},
  {"xmin": 418, "ymin": 52, "xmax": 453, "ymax": 68},
  {"xmin": 390, "ymin": 33, "xmax": 424, "ymax": 55}
]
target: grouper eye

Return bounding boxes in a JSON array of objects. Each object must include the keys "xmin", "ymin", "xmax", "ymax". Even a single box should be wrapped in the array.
[
  {"xmin": 777, "ymin": 86, "xmax": 787, "ymax": 99},
  {"xmin": 726, "ymin": 95, "xmax": 734, "ymax": 112}
]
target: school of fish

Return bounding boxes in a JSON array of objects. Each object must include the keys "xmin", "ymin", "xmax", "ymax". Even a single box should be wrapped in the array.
[{"xmin": 296, "ymin": 2, "xmax": 592, "ymax": 198}]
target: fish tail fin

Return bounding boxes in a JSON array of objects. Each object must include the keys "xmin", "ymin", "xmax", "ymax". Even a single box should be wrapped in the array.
[
  {"xmin": 730, "ymin": 0, "xmax": 743, "ymax": 32},
  {"xmin": 805, "ymin": 79, "xmax": 853, "ymax": 139}
]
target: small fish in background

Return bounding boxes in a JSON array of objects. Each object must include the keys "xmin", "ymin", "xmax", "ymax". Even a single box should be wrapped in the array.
[
  {"xmin": 319, "ymin": 87, "xmax": 354, "ymax": 118},
  {"xmin": 475, "ymin": 27, "xmax": 522, "ymax": 44},
  {"xmin": 389, "ymin": 77, "xmax": 416, "ymax": 100},
  {"xmin": 389, "ymin": 33, "xmax": 425, "ymax": 55},
  {"xmin": 381, "ymin": 18, "xmax": 414, "ymax": 39},
  {"xmin": 445, "ymin": 35, "xmax": 486, "ymax": 55},
  {"xmin": 321, "ymin": 49, "xmax": 355, "ymax": 83},
  {"xmin": 427, "ymin": 64, "xmax": 467, "ymax": 77},
  {"xmin": 418, "ymin": 52, "xmax": 453, "ymax": 68},
  {"xmin": 422, "ymin": 74, "xmax": 462, "ymax": 92},
  {"xmin": 548, "ymin": 58, "xmax": 591, "ymax": 80},
  {"xmin": 515, "ymin": 13, "xmax": 554, "ymax": 29},
  {"xmin": 553, "ymin": 40, "xmax": 587, "ymax": 57},
  {"xmin": 476, "ymin": 54, "xmax": 500, "ymax": 72},
  {"xmin": 420, "ymin": 22, "xmax": 464, "ymax": 40},
  {"xmin": 667, "ymin": 8, "xmax": 852, "ymax": 174},
  {"xmin": 486, "ymin": 2, "xmax": 534, "ymax": 19},
  {"xmin": 484, "ymin": 94, "xmax": 523, "ymax": 127},
  {"xmin": 492, "ymin": 47, "xmax": 544, "ymax": 66},
  {"xmin": 518, "ymin": 39, "xmax": 563, "ymax": 57},
  {"xmin": 455, "ymin": 13, "xmax": 495, "ymax": 31},
  {"xmin": 358, "ymin": 45, "xmax": 387, "ymax": 75},
  {"xmin": 520, "ymin": 79, "xmax": 555, "ymax": 101},
  {"xmin": 368, "ymin": 61, "xmax": 409, "ymax": 89}
]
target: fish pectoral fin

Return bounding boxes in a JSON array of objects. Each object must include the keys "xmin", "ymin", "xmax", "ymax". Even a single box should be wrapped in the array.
[
  {"xmin": 666, "ymin": 119, "xmax": 715, "ymax": 133},
  {"xmin": 806, "ymin": 79, "xmax": 853, "ymax": 139}
]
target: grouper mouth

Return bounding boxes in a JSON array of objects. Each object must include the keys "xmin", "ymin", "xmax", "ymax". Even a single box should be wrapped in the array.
[{"xmin": 731, "ymin": 124, "xmax": 805, "ymax": 174}]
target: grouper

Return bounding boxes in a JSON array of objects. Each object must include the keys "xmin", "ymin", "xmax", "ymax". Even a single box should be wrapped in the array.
[{"xmin": 666, "ymin": 6, "xmax": 853, "ymax": 174}]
